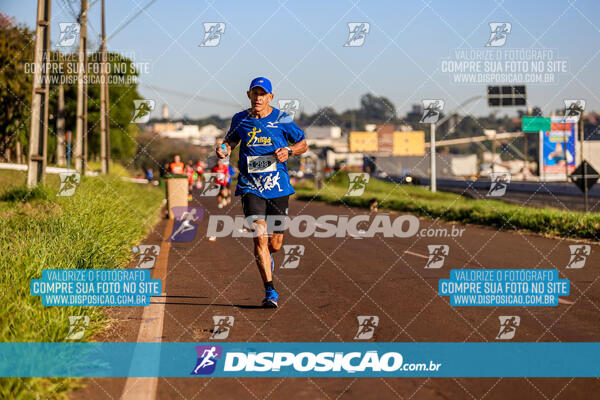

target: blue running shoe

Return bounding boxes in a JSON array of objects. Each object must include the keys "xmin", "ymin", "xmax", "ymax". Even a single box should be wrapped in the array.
[
  {"xmin": 270, "ymin": 254, "xmax": 274, "ymax": 273},
  {"xmin": 262, "ymin": 287, "xmax": 279, "ymax": 308}
]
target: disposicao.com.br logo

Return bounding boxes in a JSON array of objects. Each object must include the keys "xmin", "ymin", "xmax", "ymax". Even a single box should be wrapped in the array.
[
  {"xmin": 221, "ymin": 351, "xmax": 441, "ymax": 374},
  {"xmin": 206, "ymin": 214, "xmax": 465, "ymax": 239}
]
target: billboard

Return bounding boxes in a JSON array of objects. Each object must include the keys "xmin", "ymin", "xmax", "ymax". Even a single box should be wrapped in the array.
[
  {"xmin": 392, "ymin": 131, "xmax": 425, "ymax": 156},
  {"xmin": 541, "ymin": 118, "xmax": 576, "ymax": 176},
  {"xmin": 349, "ymin": 131, "xmax": 378, "ymax": 153}
]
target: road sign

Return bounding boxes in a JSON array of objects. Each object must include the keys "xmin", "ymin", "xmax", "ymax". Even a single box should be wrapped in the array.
[
  {"xmin": 522, "ymin": 117, "xmax": 551, "ymax": 132},
  {"xmin": 487, "ymin": 85, "xmax": 527, "ymax": 107},
  {"xmin": 570, "ymin": 160, "xmax": 599, "ymax": 193}
]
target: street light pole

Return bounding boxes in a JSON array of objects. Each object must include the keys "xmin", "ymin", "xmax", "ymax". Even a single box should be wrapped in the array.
[{"xmin": 428, "ymin": 95, "xmax": 483, "ymax": 192}]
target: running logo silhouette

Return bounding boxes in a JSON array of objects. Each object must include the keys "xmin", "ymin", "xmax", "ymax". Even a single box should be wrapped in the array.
[
  {"xmin": 211, "ymin": 316, "xmax": 234, "ymax": 340},
  {"xmin": 134, "ymin": 245, "xmax": 160, "ymax": 269},
  {"xmin": 131, "ymin": 100, "xmax": 155, "ymax": 123},
  {"xmin": 278, "ymin": 100, "xmax": 300, "ymax": 120},
  {"xmin": 191, "ymin": 345, "xmax": 222, "ymax": 375},
  {"xmin": 57, "ymin": 22, "xmax": 80, "ymax": 48},
  {"xmin": 345, "ymin": 173, "xmax": 370, "ymax": 196},
  {"xmin": 169, "ymin": 207, "xmax": 204, "ymax": 242},
  {"xmin": 199, "ymin": 23, "xmax": 225, "ymax": 47},
  {"xmin": 486, "ymin": 22, "xmax": 511, "ymax": 47},
  {"xmin": 56, "ymin": 172, "xmax": 80, "ymax": 197},
  {"xmin": 487, "ymin": 172, "xmax": 511, "ymax": 197},
  {"xmin": 420, "ymin": 100, "xmax": 444, "ymax": 123},
  {"xmin": 344, "ymin": 23, "xmax": 370, "ymax": 47},
  {"xmin": 425, "ymin": 245, "xmax": 449, "ymax": 269},
  {"xmin": 281, "ymin": 245, "xmax": 305, "ymax": 269},
  {"xmin": 200, "ymin": 174, "xmax": 221, "ymax": 197},
  {"xmin": 563, "ymin": 100, "xmax": 585, "ymax": 121},
  {"xmin": 566, "ymin": 245, "xmax": 590, "ymax": 269},
  {"xmin": 496, "ymin": 316, "xmax": 520, "ymax": 340},
  {"xmin": 354, "ymin": 316, "xmax": 379, "ymax": 340}
]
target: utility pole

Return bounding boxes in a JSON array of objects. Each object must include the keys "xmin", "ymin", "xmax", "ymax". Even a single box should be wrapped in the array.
[
  {"xmin": 27, "ymin": 0, "xmax": 52, "ymax": 188},
  {"xmin": 74, "ymin": 0, "xmax": 88, "ymax": 174},
  {"xmin": 56, "ymin": 84, "xmax": 66, "ymax": 166},
  {"xmin": 100, "ymin": 0, "xmax": 110, "ymax": 174},
  {"xmin": 579, "ymin": 110, "xmax": 588, "ymax": 212},
  {"xmin": 430, "ymin": 123, "xmax": 436, "ymax": 192}
]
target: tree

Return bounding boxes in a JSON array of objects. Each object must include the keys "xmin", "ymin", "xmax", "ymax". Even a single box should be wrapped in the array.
[
  {"xmin": 87, "ymin": 52, "xmax": 143, "ymax": 161},
  {"xmin": 0, "ymin": 13, "xmax": 34, "ymax": 161},
  {"xmin": 358, "ymin": 93, "xmax": 397, "ymax": 123},
  {"xmin": 47, "ymin": 51, "xmax": 143, "ymax": 163}
]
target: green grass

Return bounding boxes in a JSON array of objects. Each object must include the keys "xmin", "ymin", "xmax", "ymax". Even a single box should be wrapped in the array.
[
  {"xmin": 294, "ymin": 172, "xmax": 600, "ymax": 240},
  {"xmin": 0, "ymin": 168, "xmax": 164, "ymax": 399}
]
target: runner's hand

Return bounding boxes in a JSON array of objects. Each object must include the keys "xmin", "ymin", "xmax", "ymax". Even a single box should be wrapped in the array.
[
  {"xmin": 216, "ymin": 142, "xmax": 230, "ymax": 159},
  {"xmin": 274, "ymin": 147, "xmax": 289, "ymax": 163}
]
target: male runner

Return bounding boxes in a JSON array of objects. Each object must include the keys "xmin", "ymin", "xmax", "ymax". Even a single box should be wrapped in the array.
[
  {"xmin": 169, "ymin": 155, "xmax": 185, "ymax": 174},
  {"xmin": 216, "ymin": 77, "xmax": 307, "ymax": 307}
]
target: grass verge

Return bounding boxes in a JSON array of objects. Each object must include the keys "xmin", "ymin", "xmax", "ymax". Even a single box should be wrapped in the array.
[
  {"xmin": 294, "ymin": 172, "xmax": 599, "ymax": 240},
  {"xmin": 0, "ymin": 169, "xmax": 164, "ymax": 399}
]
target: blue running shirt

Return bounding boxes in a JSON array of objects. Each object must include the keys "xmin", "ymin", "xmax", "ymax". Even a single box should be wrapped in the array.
[{"xmin": 225, "ymin": 108, "xmax": 305, "ymax": 199}]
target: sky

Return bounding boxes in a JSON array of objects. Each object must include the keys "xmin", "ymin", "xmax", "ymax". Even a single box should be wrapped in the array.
[{"xmin": 3, "ymin": 0, "xmax": 600, "ymax": 121}]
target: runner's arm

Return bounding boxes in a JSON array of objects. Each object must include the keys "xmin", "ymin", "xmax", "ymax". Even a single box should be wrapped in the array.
[
  {"xmin": 217, "ymin": 115, "xmax": 242, "ymax": 159},
  {"xmin": 274, "ymin": 139, "xmax": 307, "ymax": 163}
]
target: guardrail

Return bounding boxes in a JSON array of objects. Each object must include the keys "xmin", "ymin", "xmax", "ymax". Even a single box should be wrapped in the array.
[{"xmin": 388, "ymin": 175, "xmax": 600, "ymax": 198}]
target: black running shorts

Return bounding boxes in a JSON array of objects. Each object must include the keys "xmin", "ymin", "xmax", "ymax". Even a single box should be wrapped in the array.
[{"xmin": 241, "ymin": 193, "xmax": 289, "ymax": 233}]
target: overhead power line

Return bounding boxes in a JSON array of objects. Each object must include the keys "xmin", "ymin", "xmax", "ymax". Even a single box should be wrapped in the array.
[{"xmin": 141, "ymin": 83, "xmax": 242, "ymax": 109}]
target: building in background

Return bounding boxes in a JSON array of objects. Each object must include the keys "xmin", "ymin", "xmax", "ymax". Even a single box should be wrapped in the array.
[
  {"xmin": 161, "ymin": 104, "xmax": 169, "ymax": 120},
  {"xmin": 304, "ymin": 126, "xmax": 342, "ymax": 139},
  {"xmin": 368, "ymin": 154, "xmax": 478, "ymax": 179},
  {"xmin": 304, "ymin": 126, "xmax": 347, "ymax": 152},
  {"xmin": 150, "ymin": 122, "xmax": 223, "ymax": 146}
]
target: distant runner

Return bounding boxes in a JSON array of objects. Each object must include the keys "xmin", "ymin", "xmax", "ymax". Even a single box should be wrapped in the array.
[
  {"xmin": 195, "ymin": 161, "xmax": 204, "ymax": 190},
  {"xmin": 169, "ymin": 155, "xmax": 184, "ymax": 175},
  {"xmin": 216, "ymin": 77, "xmax": 308, "ymax": 307},
  {"xmin": 211, "ymin": 158, "xmax": 230, "ymax": 209},
  {"xmin": 185, "ymin": 160, "xmax": 195, "ymax": 200}
]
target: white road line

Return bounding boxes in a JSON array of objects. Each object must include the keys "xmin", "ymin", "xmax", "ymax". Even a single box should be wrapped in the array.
[
  {"xmin": 404, "ymin": 250, "xmax": 429, "ymax": 259},
  {"xmin": 121, "ymin": 219, "xmax": 173, "ymax": 400},
  {"xmin": 558, "ymin": 298, "xmax": 575, "ymax": 305}
]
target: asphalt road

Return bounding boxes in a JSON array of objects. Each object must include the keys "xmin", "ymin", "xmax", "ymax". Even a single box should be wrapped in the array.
[
  {"xmin": 73, "ymin": 192, "xmax": 600, "ymax": 400},
  {"xmin": 440, "ymin": 185, "xmax": 599, "ymax": 212}
]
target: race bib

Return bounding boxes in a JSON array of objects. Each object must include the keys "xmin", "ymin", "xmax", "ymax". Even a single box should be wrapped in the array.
[{"xmin": 247, "ymin": 155, "xmax": 277, "ymax": 173}]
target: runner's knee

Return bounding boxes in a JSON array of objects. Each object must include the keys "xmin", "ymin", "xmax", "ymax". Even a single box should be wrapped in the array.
[
  {"xmin": 269, "ymin": 235, "xmax": 283, "ymax": 252},
  {"xmin": 253, "ymin": 233, "xmax": 270, "ymax": 252}
]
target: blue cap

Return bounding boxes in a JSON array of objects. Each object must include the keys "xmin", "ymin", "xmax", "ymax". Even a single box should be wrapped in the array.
[{"xmin": 249, "ymin": 77, "xmax": 272, "ymax": 93}]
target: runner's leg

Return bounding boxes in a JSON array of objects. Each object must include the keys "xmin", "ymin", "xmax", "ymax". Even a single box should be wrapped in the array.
[
  {"xmin": 266, "ymin": 195, "xmax": 289, "ymax": 255},
  {"xmin": 252, "ymin": 221, "xmax": 272, "ymax": 283},
  {"xmin": 268, "ymin": 233, "xmax": 283, "ymax": 254},
  {"xmin": 242, "ymin": 194, "xmax": 270, "ymax": 282}
]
